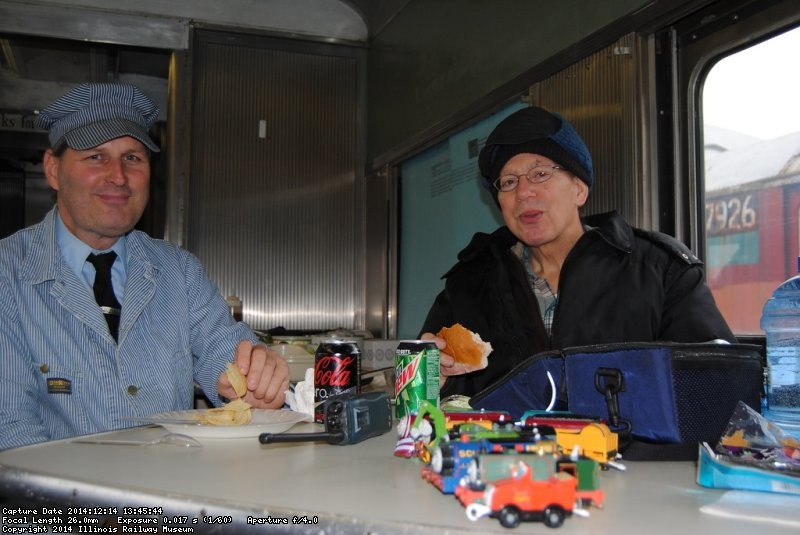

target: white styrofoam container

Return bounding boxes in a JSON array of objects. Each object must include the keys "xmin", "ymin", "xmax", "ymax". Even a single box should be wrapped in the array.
[{"xmin": 361, "ymin": 339, "xmax": 398, "ymax": 370}]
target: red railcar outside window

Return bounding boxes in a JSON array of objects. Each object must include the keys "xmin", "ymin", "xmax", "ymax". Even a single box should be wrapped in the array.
[{"xmin": 702, "ymin": 26, "xmax": 800, "ymax": 334}]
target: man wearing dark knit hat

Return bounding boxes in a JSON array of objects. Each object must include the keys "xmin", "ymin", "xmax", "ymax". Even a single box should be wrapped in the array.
[
  {"xmin": 0, "ymin": 83, "xmax": 288, "ymax": 450},
  {"xmin": 419, "ymin": 106, "xmax": 735, "ymax": 399}
]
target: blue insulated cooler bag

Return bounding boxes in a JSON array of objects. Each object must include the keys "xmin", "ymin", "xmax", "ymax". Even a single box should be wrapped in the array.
[{"xmin": 469, "ymin": 342, "xmax": 763, "ymax": 460}]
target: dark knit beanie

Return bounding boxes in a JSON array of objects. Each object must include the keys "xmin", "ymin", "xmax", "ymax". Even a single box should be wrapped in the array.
[{"xmin": 478, "ymin": 107, "xmax": 594, "ymax": 192}]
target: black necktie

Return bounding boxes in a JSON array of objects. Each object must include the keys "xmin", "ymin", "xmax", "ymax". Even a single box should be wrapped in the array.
[{"xmin": 87, "ymin": 252, "xmax": 121, "ymax": 342}]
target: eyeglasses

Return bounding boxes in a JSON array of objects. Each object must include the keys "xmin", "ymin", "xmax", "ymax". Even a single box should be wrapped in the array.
[{"xmin": 493, "ymin": 165, "xmax": 564, "ymax": 192}]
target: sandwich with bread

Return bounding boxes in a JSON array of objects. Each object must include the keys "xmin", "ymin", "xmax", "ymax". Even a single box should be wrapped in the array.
[{"xmin": 436, "ymin": 323, "xmax": 493, "ymax": 370}]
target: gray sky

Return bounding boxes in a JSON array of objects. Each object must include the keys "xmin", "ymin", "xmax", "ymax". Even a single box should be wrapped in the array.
[{"xmin": 703, "ymin": 25, "xmax": 800, "ymax": 140}]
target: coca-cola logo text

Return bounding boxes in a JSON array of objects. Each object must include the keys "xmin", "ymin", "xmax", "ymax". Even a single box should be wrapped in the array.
[{"xmin": 315, "ymin": 355, "xmax": 356, "ymax": 387}]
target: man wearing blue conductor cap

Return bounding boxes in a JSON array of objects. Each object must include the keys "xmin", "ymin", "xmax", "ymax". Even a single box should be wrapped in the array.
[
  {"xmin": 418, "ymin": 106, "xmax": 736, "ymax": 399},
  {"xmin": 37, "ymin": 83, "xmax": 162, "ymax": 153},
  {"xmin": 0, "ymin": 83, "xmax": 289, "ymax": 451}
]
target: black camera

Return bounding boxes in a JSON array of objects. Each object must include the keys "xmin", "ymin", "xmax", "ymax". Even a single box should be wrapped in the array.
[{"xmin": 259, "ymin": 390, "xmax": 392, "ymax": 446}]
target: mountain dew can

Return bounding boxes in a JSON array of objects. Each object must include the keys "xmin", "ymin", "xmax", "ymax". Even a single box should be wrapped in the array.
[{"xmin": 395, "ymin": 340, "xmax": 440, "ymax": 419}]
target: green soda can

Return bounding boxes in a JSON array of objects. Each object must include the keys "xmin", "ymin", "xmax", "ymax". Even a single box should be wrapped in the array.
[{"xmin": 395, "ymin": 340, "xmax": 440, "ymax": 419}]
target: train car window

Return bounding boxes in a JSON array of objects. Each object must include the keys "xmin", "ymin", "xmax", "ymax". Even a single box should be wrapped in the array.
[{"xmin": 701, "ymin": 26, "xmax": 800, "ymax": 334}]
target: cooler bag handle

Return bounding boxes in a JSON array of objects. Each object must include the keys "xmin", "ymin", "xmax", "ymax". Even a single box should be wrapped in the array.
[
  {"xmin": 594, "ymin": 367, "xmax": 629, "ymax": 429},
  {"xmin": 469, "ymin": 350, "xmax": 564, "ymax": 420}
]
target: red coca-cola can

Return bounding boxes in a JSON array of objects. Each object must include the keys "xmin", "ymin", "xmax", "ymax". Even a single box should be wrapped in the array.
[{"xmin": 314, "ymin": 339, "xmax": 361, "ymax": 423}]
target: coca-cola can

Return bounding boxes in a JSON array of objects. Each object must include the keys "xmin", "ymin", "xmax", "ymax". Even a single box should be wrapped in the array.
[{"xmin": 314, "ymin": 339, "xmax": 361, "ymax": 423}]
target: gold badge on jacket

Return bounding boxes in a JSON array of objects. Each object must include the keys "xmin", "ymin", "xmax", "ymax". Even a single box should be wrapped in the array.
[{"xmin": 47, "ymin": 377, "xmax": 72, "ymax": 394}]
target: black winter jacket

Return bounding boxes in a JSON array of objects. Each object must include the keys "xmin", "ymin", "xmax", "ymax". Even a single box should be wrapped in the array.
[{"xmin": 420, "ymin": 211, "xmax": 735, "ymax": 398}]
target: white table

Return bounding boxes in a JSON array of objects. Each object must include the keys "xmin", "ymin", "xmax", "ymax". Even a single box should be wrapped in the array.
[{"xmin": 0, "ymin": 422, "xmax": 798, "ymax": 534}]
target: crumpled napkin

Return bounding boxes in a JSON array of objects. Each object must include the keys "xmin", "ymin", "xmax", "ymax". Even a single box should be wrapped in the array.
[{"xmin": 284, "ymin": 367, "xmax": 315, "ymax": 418}]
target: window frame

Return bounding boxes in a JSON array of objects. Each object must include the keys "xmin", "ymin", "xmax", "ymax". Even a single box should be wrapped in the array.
[{"xmin": 659, "ymin": 0, "xmax": 800, "ymax": 339}]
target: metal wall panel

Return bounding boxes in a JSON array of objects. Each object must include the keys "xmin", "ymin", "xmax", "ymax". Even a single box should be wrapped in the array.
[
  {"xmin": 367, "ymin": 0, "xmax": 650, "ymax": 167},
  {"xmin": 529, "ymin": 33, "xmax": 650, "ymax": 227},
  {"xmin": 188, "ymin": 31, "xmax": 363, "ymax": 332},
  {"xmin": 364, "ymin": 166, "xmax": 391, "ymax": 337},
  {"xmin": 0, "ymin": 2, "xmax": 188, "ymax": 49}
]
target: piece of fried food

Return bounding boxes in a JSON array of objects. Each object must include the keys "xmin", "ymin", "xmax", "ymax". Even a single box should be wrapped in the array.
[
  {"xmin": 199, "ymin": 398, "xmax": 253, "ymax": 425},
  {"xmin": 436, "ymin": 323, "xmax": 492, "ymax": 369},
  {"xmin": 225, "ymin": 362, "xmax": 247, "ymax": 398}
]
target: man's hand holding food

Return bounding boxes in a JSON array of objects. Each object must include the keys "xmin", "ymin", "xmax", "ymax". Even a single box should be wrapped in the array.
[{"xmin": 217, "ymin": 340, "xmax": 290, "ymax": 409}]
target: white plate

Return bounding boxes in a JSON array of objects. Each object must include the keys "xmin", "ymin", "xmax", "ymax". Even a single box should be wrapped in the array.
[{"xmin": 138, "ymin": 409, "xmax": 312, "ymax": 439}]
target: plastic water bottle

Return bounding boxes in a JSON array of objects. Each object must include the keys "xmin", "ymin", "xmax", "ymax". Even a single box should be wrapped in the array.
[{"xmin": 760, "ymin": 257, "xmax": 800, "ymax": 431}]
